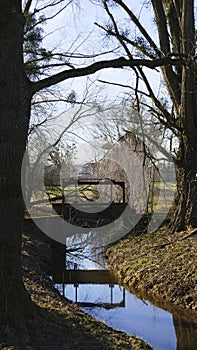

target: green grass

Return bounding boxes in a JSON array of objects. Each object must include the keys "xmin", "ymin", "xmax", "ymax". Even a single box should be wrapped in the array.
[
  {"xmin": 154, "ymin": 181, "xmax": 176, "ymax": 191},
  {"xmin": 148, "ymin": 181, "xmax": 176, "ymax": 213}
]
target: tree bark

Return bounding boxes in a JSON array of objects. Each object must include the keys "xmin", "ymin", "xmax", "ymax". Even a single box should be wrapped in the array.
[
  {"xmin": 171, "ymin": 140, "xmax": 197, "ymax": 231},
  {"xmin": 172, "ymin": 0, "xmax": 197, "ymax": 230},
  {"xmin": 0, "ymin": 1, "xmax": 32, "ymax": 326},
  {"xmin": 151, "ymin": 0, "xmax": 197, "ymax": 231}
]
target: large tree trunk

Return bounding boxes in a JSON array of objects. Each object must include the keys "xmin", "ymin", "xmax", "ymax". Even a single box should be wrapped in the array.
[
  {"xmin": 171, "ymin": 145, "xmax": 197, "ymax": 231},
  {"xmin": 171, "ymin": 0, "xmax": 197, "ymax": 232},
  {"xmin": 0, "ymin": 1, "xmax": 33, "ymax": 327}
]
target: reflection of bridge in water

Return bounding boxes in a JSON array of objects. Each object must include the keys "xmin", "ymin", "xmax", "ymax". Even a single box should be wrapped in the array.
[{"xmin": 53, "ymin": 268, "xmax": 125, "ymax": 309}]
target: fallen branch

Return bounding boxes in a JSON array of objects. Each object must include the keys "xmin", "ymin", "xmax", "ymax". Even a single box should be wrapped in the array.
[{"xmin": 179, "ymin": 230, "xmax": 197, "ymax": 241}]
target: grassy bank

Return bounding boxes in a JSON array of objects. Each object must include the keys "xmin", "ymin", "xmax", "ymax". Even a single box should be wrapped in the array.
[
  {"xmin": 0, "ymin": 228, "xmax": 152, "ymax": 350},
  {"xmin": 106, "ymin": 227, "xmax": 197, "ymax": 315}
]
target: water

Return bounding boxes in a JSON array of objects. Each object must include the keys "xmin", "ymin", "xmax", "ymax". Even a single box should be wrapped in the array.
[{"xmin": 54, "ymin": 244, "xmax": 197, "ymax": 350}]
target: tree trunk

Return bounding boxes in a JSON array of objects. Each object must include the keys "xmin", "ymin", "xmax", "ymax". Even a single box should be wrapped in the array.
[
  {"xmin": 0, "ymin": 1, "xmax": 33, "ymax": 327},
  {"xmin": 171, "ymin": 0, "xmax": 197, "ymax": 232},
  {"xmin": 171, "ymin": 143, "xmax": 197, "ymax": 231}
]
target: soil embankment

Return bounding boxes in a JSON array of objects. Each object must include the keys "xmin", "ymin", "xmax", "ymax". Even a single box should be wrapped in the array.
[{"xmin": 106, "ymin": 227, "xmax": 197, "ymax": 315}]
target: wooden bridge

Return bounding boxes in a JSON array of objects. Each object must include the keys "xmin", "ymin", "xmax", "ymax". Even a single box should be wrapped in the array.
[
  {"xmin": 50, "ymin": 178, "xmax": 133, "ymax": 227},
  {"xmin": 56, "ymin": 178, "xmax": 126, "ymax": 201}
]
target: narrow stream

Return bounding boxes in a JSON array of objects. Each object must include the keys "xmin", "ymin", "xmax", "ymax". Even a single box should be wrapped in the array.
[{"xmin": 53, "ymin": 243, "xmax": 197, "ymax": 350}]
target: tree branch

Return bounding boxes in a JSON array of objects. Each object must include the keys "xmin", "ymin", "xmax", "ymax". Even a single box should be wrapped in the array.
[
  {"xmin": 151, "ymin": 0, "xmax": 181, "ymax": 109},
  {"xmin": 98, "ymin": 79, "xmax": 150, "ymax": 97},
  {"xmin": 94, "ymin": 22, "xmax": 156, "ymax": 59},
  {"xmin": 25, "ymin": 47, "xmax": 120, "ymax": 63},
  {"xmin": 99, "ymin": 70, "xmax": 182, "ymax": 135},
  {"xmin": 102, "ymin": 1, "xmax": 133, "ymax": 60},
  {"xmin": 31, "ymin": 56, "xmax": 184, "ymax": 94},
  {"xmin": 135, "ymin": 65, "xmax": 181, "ymax": 133},
  {"xmin": 24, "ymin": 0, "xmax": 33, "ymax": 14},
  {"xmin": 139, "ymin": 100, "xmax": 180, "ymax": 135},
  {"xmin": 113, "ymin": 0, "xmax": 160, "ymax": 57},
  {"xmin": 133, "ymin": 130, "xmax": 173, "ymax": 161},
  {"xmin": 31, "ymin": 0, "xmax": 73, "ymax": 17},
  {"xmin": 28, "ymin": 118, "xmax": 48, "ymax": 135}
]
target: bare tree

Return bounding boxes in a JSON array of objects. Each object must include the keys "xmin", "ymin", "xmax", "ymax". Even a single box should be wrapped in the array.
[{"xmin": 94, "ymin": 0, "xmax": 197, "ymax": 231}]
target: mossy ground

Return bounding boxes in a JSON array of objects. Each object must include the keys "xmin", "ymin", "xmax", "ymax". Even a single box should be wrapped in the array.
[
  {"xmin": 106, "ymin": 227, "xmax": 197, "ymax": 315},
  {"xmin": 0, "ymin": 229, "xmax": 152, "ymax": 350}
]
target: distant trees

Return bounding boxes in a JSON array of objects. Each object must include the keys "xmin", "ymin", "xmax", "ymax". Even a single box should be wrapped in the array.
[{"xmin": 45, "ymin": 142, "xmax": 76, "ymax": 187}]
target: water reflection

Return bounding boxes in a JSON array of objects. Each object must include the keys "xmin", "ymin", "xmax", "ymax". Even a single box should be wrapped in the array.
[
  {"xmin": 54, "ymin": 269, "xmax": 125, "ymax": 308},
  {"xmin": 55, "ymin": 281, "xmax": 177, "ymax": 350},
  {"xmin": 56, "ymin": 283, "xmax": 125, "ymax": 309},
  {"xmin": 53, "ymin": 244, "xmax": 197, "ymax": 350},
  {"xmin": 173, "ymin": 315, "xmax": 197, "ymax": 350}
]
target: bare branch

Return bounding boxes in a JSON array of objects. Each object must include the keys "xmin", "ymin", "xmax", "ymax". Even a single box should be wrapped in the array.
[
  {"xmin": 124, "ymin": 130, "xmax": 173, "ymax": 161},
  {"xmin": 34, "ymin": 1, "xmax": 73, "ymax": 23},
  {"xmin": 24, "ymin": 0, "xmax": 33, "ymax": 13},
  {"xmin": 31, "ymin": 56, "xmax": 184, "ymax": 94},
  {"xmin": 25, "ymin": 47, "xmax": 120, "ymax": 65},
  {"xmin": 174, "ymin": 0, "xmax": 183, "ymax": 26},
  {"xmin": 167, "ymin": 2, "xmax": 181, "ymax": 54},
  {"xmin": 98, "ymin": 79, "xmax": 150, "ymax": 97},
  {"xmin": 140, "ymin": 100, "xmax": 179, "ymax": 136},
  {"xmin": 31, "ymin": 0, "xmax": 73, "ymax": 17},
  {"xmin": 102, "ymin": 1, "xmax": 132, "ymax": 59},
  {"xmin": 151, "ymin": 0, "xmax": 181, "ymax": 108},
  {"xmin": 135, "ymin": 65, "xmax": 182, "ymax": 133},
  {"xmin": 113, "ymin": 0, "xmax": 160, "ymax": 56},
  {"xmin": 25, "ymin": 62, "xmax": 75, "ymax": 72},
  {"xmin": 28, "ymin": 118, "xmax": 48, "ymax": 135},
  {"xmin": 95, "ymin": 22, "xmax": 156, "ymax": 59}
]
